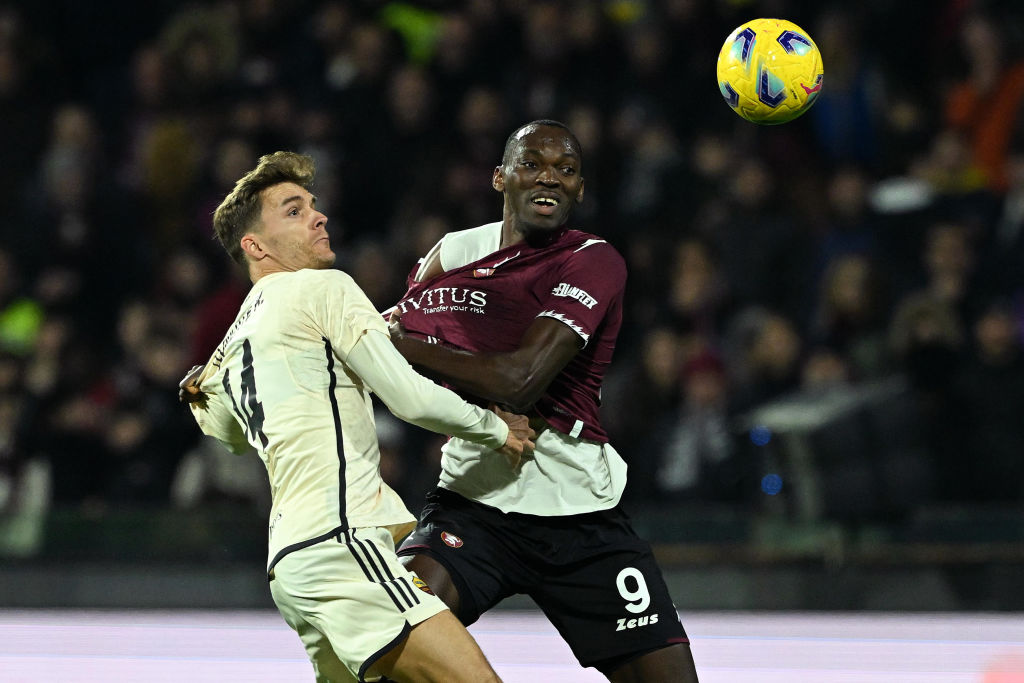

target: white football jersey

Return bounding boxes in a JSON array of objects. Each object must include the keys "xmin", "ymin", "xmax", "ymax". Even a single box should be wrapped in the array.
[{"xmin": 190, "ymin": 269, "xmax": 414, "ymax": 572}]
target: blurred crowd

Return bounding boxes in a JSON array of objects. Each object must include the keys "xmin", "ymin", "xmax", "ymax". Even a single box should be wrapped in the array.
[{"xmin": 0, "ymin": 0, "xmax": 1023, "ymax": 534}]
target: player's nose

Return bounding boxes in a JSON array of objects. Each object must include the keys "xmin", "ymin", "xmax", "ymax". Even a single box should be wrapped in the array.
[{"xmin": 536, "ymin": 165, "xmax": 559, "ymax": 186}]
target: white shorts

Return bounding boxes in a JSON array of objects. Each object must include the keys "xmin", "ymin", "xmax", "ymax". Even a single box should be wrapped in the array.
[{"xmin": 269, "ymin": 526, "xmax": 447, "ymax": 683}]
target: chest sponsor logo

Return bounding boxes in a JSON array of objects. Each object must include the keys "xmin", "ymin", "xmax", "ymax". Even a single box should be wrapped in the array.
[
  {"xmin": 616, "ymin": 613, "xmax": 659, "ymax": 631},
  {"xmin": 440, "ymin": 531, "xmax": 464, "ymax": 548},
  {"xmin": 396, "ymin": 287, "xmax": 487, "ymax": 315},
  {"xmin": 552, "ymin": 282, "xmax": 598, "ymax": 309}
]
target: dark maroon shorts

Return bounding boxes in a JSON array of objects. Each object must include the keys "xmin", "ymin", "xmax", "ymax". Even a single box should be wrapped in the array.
[{"xmin": 398, "ymin": 487, "xmax": 689, "ymax": 669}]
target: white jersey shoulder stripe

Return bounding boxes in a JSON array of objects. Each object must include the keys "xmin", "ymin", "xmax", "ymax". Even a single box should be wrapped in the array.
[{"xmin": 573, "ymin": 238, "xmax": 606, "ymax": 253}]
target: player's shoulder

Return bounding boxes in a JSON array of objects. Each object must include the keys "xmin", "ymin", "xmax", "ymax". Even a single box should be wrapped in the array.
[
  {"xmin": 563, "ymin": 230, "xmax": 625, "ymax": 264},
  {"xmin": 443, "ymin": 221, "xmax": 503, "ymax": 246},
  {"xmin": 289, "ymin": 267, "xmax": 357, "ymax": 288},
  {"xmin": 439, "ymin": 221, "xmax": 503, "ymax": 269},
  {"xmin": 265, "ymin": 269, "xmax": 362, "ymax": 308}
]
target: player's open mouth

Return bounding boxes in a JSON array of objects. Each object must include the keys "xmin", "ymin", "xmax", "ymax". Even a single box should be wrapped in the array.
[{"xmin": 531, "ymin": 196, "xmax": 560, "ymax": 215}]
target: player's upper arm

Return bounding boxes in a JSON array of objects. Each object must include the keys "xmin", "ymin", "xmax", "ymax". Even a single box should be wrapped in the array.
[
  {"xmin": 496, "ymin": 241, "xmax": 624, "ymax": 406},
  {"xmin": 498, "ymin": 316, "xmax": 583, "ymax": 408},
  {"xmin": 542, "ymin": 241, "xmax": 626, "ymax": 345}
]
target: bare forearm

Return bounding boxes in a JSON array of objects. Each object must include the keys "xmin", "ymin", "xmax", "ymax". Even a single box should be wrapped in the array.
[
  {"xmin": 390, "ymin": 313, "xmax": 583, "ymax": 411},
  {"xmin": 392, "ymin": 335, "xmax": 541, "ymax": 411}
]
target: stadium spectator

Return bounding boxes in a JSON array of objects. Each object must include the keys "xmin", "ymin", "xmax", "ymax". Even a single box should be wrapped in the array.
[
  {"xmin": 811, "ymin": 253, "xmax": 891, "ymax": 380},
  {"xmin": 944, "ymin": 10, "xmax": 1024, "ymax": 193},
  {"xmin": 0, "ymin": 0, "xmax": 1020, "ymax": 546},
  {"xmin": 950, "ymin": 300, "xmax": 1024, "ymax": 501},
  {"xmin": 647, "ymin": 350, "xmax": 743, "ymax": 503}
]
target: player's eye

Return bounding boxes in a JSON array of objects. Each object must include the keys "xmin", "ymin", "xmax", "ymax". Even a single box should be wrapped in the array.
[
  {"xmin": 521, "ymin": 160, "xmax": 537, "ymax": 168},
  {"xmin": 289, "ymin": 207, "xmax": 300, "ymax": 216},
  {"xmin": 561, "ymin": 166, "xmax": 576, "ymax": 175}
]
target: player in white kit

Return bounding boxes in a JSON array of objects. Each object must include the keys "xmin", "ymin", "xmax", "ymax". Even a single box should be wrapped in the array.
[{"xmin": 180, "ymin": 151, "xmax": 534, "ymax": 683}]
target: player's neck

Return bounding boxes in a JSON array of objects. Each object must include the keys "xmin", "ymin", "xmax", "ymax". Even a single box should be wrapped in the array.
[
  {"xmin": 501, "ymin": 218, "xmax": 568, "ymax": 250},
  {"xmin": 502, "ymin": 225, "xmax": 568, "ymax": 250},
  {"xmin": 250, "ymin": 261, "xmax": 296, "ymax": 283},
  {"xmin": 250, "ymin": 264, "xmax": 282, "ymax": 283}
]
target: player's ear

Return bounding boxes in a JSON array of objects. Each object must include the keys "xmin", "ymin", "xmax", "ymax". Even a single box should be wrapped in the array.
[
  {"xmin": 575, "ymin": 178, "xmax": 585, "ymax": 204},
  {"xmin": 492, "ymin": 166, "xmax": 504, "ymax": 192},
  {"xmin": 240, "ymin": 233, "xmax": 266, "ymax": 261}
]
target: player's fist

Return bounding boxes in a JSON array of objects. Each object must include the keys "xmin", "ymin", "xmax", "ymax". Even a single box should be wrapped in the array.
[
  {"xmin": 387, "ymin": 308, "xmax": 406, "ymax": 342},
  {"xmin": 178, "ymin": 364, "xmax": 208, "ymax": 405}
]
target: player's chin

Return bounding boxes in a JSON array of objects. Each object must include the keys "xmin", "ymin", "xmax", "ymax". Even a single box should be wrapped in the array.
[
  {"xmin": 523, "ymin": 210, "xmax": 567, "ymax": 231},
  {"xmin": 314, "ymin": 251, "xmax": 337, "ymax": 268}
]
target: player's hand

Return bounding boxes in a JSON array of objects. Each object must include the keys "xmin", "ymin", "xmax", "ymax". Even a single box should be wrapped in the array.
[
  {"xmin": 490, "ymin": 404, "xmax": 535, "ymax": 468},
  {"xmin": 387, "ymin": 309, "xmax": 406, "ymax": 342},
  {"xmin": 178, "ymin": 364, "xmax": 208, "ymax": 405}
]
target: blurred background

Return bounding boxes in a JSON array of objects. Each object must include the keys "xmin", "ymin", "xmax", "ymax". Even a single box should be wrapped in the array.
[{"xmin": 0, "ymin": 0, "xmax": 1023, "ymax": 614}]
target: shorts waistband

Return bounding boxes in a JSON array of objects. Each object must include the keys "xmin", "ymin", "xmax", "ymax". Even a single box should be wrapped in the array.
[{"xmin": 267, "ymin": 525, "xmax": 351, "ymax": 581}]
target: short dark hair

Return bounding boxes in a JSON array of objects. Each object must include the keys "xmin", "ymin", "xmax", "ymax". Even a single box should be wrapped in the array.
[
  {"xmin": 212, "ymin": 151, "xmax": 316, "ymax": 265},
  {"xmin": 501, "ymin": 119, "xmax": 583, "ymax": 170}
]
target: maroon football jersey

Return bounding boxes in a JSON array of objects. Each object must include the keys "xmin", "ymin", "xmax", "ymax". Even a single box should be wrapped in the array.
[{"xmin": 395, "ymin": 227, "xmax": 625, "ymax": 443}]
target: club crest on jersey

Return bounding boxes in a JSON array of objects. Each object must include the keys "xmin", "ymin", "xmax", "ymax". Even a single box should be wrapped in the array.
[
  {"xmin": 551, "ymin": 282, "xmax": 598, "ymax": 309},
  {"xmin": 411, "ymin": 576, "xmax": 435, "ymax": 595},
  {"xmin": 441, "ymin": 531, "xmax": 464, "ymax": 548},
  {"xmin": 473, "ymin": 267, "xmax": 495, "ymax": 278}
]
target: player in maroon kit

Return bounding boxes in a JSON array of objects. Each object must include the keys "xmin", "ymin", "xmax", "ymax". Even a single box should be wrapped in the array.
[{"xmin": 388, "ymin": 121, "xmax": 699, "ymax": 681}]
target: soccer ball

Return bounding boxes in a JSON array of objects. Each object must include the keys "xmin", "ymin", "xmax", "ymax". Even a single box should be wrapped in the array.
[{"xmin": 716, "ymin": 18, "xmax": 824, "ymax": 125}]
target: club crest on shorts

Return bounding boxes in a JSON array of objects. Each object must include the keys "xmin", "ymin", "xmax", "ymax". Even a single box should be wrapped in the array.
[
  {"xmin": 411, "ymin": 575, "xmax": 435, "ymax": 595},
  {"xmin": 440, "ymin": 531, "xmax": 464, "ymax": 548}
]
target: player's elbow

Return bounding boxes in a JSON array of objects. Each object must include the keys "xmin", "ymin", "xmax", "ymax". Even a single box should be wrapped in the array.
[
  {"xmin": 388, "ymin": 403, "xmax": 430, "ymax": 426},
  {"xmin": 500, "ymin": 370, "xmax": 550, "ymax": 412},
  {"xmin": 386, "ymin": 394, "xmax": 451, "ymax": 428}
]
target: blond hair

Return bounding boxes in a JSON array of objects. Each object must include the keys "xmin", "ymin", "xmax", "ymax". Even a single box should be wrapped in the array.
[{"xmin": 212, "ymin": 151, "xmax": 316, "ymax": 265}]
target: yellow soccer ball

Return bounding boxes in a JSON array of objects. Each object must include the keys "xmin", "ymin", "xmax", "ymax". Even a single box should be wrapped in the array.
[{"xmin": 716, "ymin": 18, "xmax": 824, "ymax": 125}]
